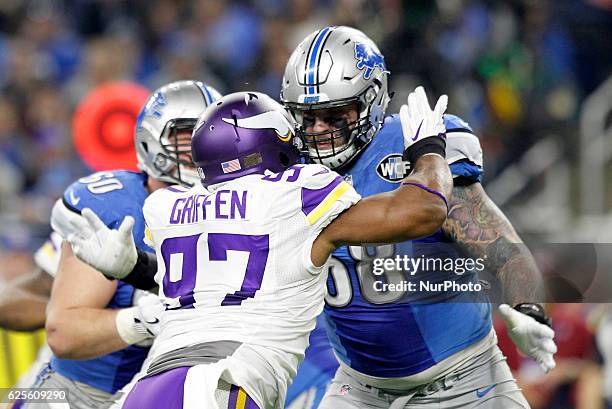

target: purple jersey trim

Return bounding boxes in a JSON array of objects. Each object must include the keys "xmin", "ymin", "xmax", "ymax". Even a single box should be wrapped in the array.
[
  {"xmin": 301, "ymin": 176, "xmax": 344, "ymax": 218},
  {"xmin": 166, "ymin": 186, "xmax": 189, "ymax": 193},
  {"xmin": 401, "ymin": 182, "xmax": 448, "ymax": 211}
]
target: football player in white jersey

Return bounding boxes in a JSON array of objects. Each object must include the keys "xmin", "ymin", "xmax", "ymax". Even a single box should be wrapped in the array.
[
  {"xmin": 9, "ymin": 80, "xmax": 221, "ymax": 409},
  {"xmin": 66, "ymin": 88, "xmax": 452, "ymax": 409}
]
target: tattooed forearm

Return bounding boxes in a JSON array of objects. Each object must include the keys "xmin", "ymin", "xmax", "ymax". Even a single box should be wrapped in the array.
[{"xmin": 442, "ymin": 183, "xmax": 543, "ymax": 303}]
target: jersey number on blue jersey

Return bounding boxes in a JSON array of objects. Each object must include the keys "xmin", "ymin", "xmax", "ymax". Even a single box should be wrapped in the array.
[
  {"xmin": 78, "ymin": 172, "xmax": 124, "ymax": 194},
  {"xmin": 325, "ymin": 244, "xmax": 407, "ymax": 307}
]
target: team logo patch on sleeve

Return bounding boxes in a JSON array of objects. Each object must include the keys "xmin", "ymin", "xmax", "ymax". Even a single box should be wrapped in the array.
[{"xmin": 376, "ymin": 154, "xmax": 410, "ymax": 182}]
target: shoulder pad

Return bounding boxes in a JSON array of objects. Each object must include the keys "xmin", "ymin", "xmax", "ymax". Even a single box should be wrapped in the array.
[
  {"xmin": 446, "ymin": 131, "xmax": 483, "ymax": 168},
  {"xmin": 50, "ymin": 198, "xmax": 83, "ymax": 239},
  {"xmin": 295, "ymin": 164, "xmax": 343, "ymax": 188},
  {"xmin": 444, "ymin": 114, "xmax": 474, "ymax": 133},
  {"xmin": 298, "ymin": 164, "xmax": 360, "ymax": 228},
  {"xmin": 61, "ymin": 171, "xmax": 146, "ymax": 229}
]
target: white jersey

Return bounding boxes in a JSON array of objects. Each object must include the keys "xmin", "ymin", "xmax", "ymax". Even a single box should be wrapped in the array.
[
  {"xmin": 143, "ymin": 164, "xmax": 360, "ymax": 409},
  {"xmin": 33, "ymin": 231, "xmax": 63, "ymax": 277}
]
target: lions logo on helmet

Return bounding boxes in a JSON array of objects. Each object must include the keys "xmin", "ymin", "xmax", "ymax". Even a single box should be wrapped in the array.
[
  {"xmin": 354, "ymin": 42, "xmax": 386, "ymax": 80},
  {"xmin": 139, "ymin": 91, "xmax": 167, "ymax": 122}
]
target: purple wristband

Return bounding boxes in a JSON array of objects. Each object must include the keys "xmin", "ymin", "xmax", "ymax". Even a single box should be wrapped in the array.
[{"xmin": 401, "ymin": 182, "xmax": 448, "ymax": 212}]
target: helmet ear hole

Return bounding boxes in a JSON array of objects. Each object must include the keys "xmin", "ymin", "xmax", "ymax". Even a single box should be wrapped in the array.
[
  {"xmin": 141, "ymin": 142, "xmax": 149, "ymax": 153},
  {"xmin": 279, "ymin": 152, "xmax": 290, "ymax": 167}
]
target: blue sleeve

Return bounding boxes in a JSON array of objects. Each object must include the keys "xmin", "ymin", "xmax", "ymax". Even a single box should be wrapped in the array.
[
  {"xmin": 443, "ymin": 114, "xmax": 473, "ymax": 133},
  {"xmin": 450, "ymin": 159, "xmax": 482, "ymax": 184}
]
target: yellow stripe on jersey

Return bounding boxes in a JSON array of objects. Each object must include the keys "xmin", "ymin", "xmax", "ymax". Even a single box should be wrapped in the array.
[
  {"xmin": 144, "ymin": 226, "xmax": 154, "ymax": 245},
  {"xmin": 236, "ymin": 388, "xmax": 247, "ymax": 409},
  {"xmin": 306, "ymin": 181, "xmax": 351, "ymax": 225}
]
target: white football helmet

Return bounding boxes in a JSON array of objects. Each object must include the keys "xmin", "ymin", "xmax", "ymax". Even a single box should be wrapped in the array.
[
  {"xmin": 281, "ymin": 26, "xmax": 390, "ymax": 169},
  {"xmin": 135, "ymin": 80, "xmax": 221, "ymax": 186}
]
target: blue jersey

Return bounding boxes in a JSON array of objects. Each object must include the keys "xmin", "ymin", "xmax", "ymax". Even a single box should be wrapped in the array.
[
  {"xmin": 50, "ymin": 171, "xmax": 152, "ymax": 393},
  {"xmin": 285, "ymin": 316, "xmax": 338, "ymax": 408},
  {"xmin": 323, "ymin": 115, "xmax": 492, "ymax": 378}
]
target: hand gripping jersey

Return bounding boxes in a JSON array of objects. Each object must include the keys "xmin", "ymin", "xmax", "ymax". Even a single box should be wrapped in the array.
[
  {"xmin": 49, "ymin": 170, "xmax": 152, "ymax": 394},
  {"xmin": 323, "ymin": 114, "xmax": 492, "ymax": 379},
  {"xmin": 143, "ymin": 164, "xmax": 359, "ymax": 409}
]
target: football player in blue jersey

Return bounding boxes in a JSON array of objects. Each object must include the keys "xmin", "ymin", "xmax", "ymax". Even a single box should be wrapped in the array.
[
  {"xmin": 16, "ymin": 80, "xmax": 221, "ymax": 409},
  {"xmin": 62, "ymin": 87, "xmax": 452, "ymax": 409},
  {"xmin": 280, "ymin": 26, "xmax": 557, "ymax": 408}
]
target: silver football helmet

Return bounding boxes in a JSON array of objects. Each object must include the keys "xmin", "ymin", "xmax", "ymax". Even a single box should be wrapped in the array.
[
  {"xmin": 135, "ymin": 80, "xmax": 221, "ymax": 186},
  {"xmin": 281, "ymin": 26, "xmax": 390, "ymax": 169}
]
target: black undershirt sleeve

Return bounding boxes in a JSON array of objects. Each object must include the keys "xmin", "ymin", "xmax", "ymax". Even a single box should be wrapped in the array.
[{"xmin": 121, "ymin": 249, "xmax": 159, "ymax": 292}]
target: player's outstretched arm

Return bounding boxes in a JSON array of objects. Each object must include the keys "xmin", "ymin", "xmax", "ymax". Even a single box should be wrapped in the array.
[
  {"xmin": 46, "ymin": 242, "xmax": 162, "ymax": 359},
  {"xmin": 0, "ymin": 267, "xmax": 52, "ymax": 331},
  {"xmin": 46, "ymin": 241, "xmax": 125, "ymax": 359},
  {"xmin": 312, "ymin": 155, "xmax": 451, "ymax": 266},
  {"xmin": 312, "ymin": 87, "xmax": 453, "ymax": 266}
]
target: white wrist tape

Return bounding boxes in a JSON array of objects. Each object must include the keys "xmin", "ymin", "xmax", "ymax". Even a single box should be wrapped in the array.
[{"xmin": 115, "ymin": 307, "xmax": 148, "ymax": 345}]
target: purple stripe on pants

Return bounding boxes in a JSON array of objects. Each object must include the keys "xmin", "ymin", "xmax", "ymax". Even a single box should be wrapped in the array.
[
  {"xmin": 228, "ymin": 384, "xmax": 239, "ymax": 408},
  {"xmin": 122, "ymin": 366, "xmax": 190, "ymax": 409},
  {"xmin": 245, "ymin": 392, "xmax": 261, "ymax": 409},
  {"xmin": 227, "ymin": 384, "xmax": 261, "ymax": 409}
]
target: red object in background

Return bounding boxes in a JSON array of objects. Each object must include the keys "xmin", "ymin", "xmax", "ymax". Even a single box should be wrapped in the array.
[{"xmin": 73, "ymin": 82, "xmax": 150, "ymax": 171}]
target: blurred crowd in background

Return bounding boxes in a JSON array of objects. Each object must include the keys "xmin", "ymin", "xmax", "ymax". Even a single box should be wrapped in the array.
[
  {"xmin": 1, "ymin": 0, "xmax": 611, "ymax": 252},
  {"xmin": 1, "ymin": 1, "xmax": 611, "ymax": 408}
]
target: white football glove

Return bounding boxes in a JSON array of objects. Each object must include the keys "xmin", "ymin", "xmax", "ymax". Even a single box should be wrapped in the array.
[
  {"xmin": 115, "ymin": 298, "xmax": 165, "ymax": 346},
  {"xmin": 67, "ymin": 208, "xmax": 137, "ymax": 279},
  {"xmin": 399, "ymin": 86, "xmax": 448, "ymax": 151},
  {"xmin": 499, "ymin": 304, "xmax": 557, "ymax": 373}
]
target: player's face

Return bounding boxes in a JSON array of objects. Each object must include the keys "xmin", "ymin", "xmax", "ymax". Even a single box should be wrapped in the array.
[
  {"xmin": 167, "ymin": 128, "xmax": 196, "ymax": 172},
  {"xmin": 301, "ymin": 103, "xmax": 359, "ymax": 152}
]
